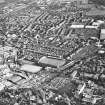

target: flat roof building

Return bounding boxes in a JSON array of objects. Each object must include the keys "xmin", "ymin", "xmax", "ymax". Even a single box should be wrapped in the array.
[{"xmin": 70, "ymin": 24, "xmax": 99, "ymax": 29}]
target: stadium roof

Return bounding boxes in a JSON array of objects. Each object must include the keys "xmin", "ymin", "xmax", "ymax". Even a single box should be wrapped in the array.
[
  {"xmin": 39, "ymin": 56, "xmax": 65, "ymax": 67},
  {"xmin": 20, "ymin": 64, "xmax": 42, "ymax": 73}
]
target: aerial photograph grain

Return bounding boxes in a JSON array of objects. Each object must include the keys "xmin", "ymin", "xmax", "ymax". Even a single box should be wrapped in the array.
[{"xmin": 0, "ymin": 0, "xmax": 105, "ymax": 105}]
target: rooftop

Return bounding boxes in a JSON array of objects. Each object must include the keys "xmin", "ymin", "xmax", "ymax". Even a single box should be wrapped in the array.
[
  {"xmin": 86, "ymin": 8, "xmax": 105, "ymax": 16},
  {"xmin": 20, "ymin": 64, "xmax": 42, "ymax": 73},
  {"xmin": 39, "ymin": 56, "xmax": 66, "ymax": 67}
]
